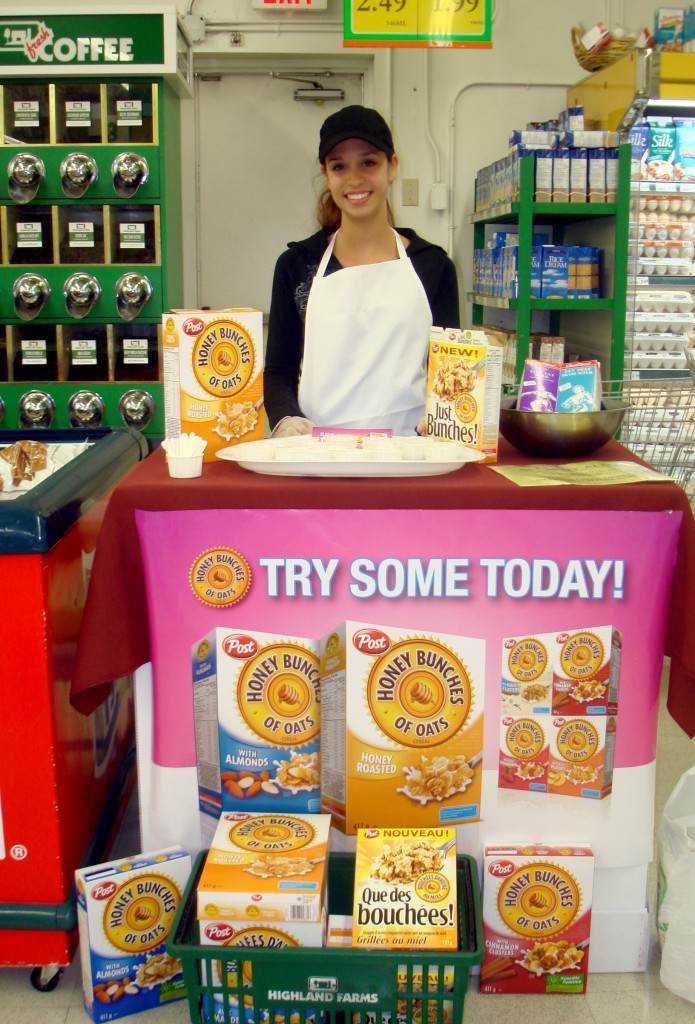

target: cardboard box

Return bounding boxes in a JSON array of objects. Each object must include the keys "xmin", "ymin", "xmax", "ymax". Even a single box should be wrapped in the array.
[
  {"xmin": 75, "ymin": 847, "xmax": 191, "ymax": 1023},
  {"xmin": 425, "ymin": 327, "xmax": 503, "ymax": 463},
  {"xmin": 551, "ymin": 626, "xmax": 622, "ymax": 716},
  {"xmin": 518, "ymin": 359, "xmax": 601, "ymax": 412},
  {"xmin": 540, "ymin": 247, "xmax": 569, "ymax": 298},
  {"xmin": 163, "ymin": 309, "xmax": 264, "ymax": 462},
  {"xmin": 353, "ymin": 828, "xmax": 458, "ymax": 949},
  {"xmin": 320, "ymin": 621, "xmax": 485, "ymax": 833},
  {"xmin": 589, "ymin": 905, "xmax": 650, "ymax": 972},
  {"xmin": 192, "ymin": 628, "xmax": 321, "ymax": 823},
  {"xmin": 480, "ymin": 843, "xmax": 594, "ymax": 994},
  {"xmin": 547, "ymin": 713, "xmax": 617, "ymax": 800},
  {"xmin": 197, "ymin": 811, "xmax": 330, "ymax": 924}
]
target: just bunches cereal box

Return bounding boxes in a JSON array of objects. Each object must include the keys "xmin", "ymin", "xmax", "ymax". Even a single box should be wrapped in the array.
[
  {"xmin": 320, "ymin": 621, "xmax": 484, "ymax": 833},
  {"xmin": 163, "ymin": 309, "xmax": 264, "ymax": 462},
  {"xmin": 353, "ymin": 827, "xmax": 458, "ymax": 950},
  {"xmin": 75, "ymin": 847, "xmax": 191, "ymax": 1022},
  {"xmin": 480, "ymin": 844, "xmax": 594, "ymax": 994},
  {"xmin": 425, "ymin": 327, "xmax": 503, "ymax": 462},
  {"xmin": 193, "ymin": 628, "xmax": 321, "ymax": 825}
]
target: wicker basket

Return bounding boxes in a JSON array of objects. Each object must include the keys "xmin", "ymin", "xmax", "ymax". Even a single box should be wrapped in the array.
[{"xmin": 572, "ymin": 25, "xmax": 636, "ymax": 72}]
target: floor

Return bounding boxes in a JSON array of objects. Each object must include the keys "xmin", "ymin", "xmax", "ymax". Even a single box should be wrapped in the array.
[{"xmin": 1, "ymin": 665, "xmax": 694, "ymax": 1024}]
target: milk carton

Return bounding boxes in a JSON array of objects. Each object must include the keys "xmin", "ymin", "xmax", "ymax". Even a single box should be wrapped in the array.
[
  {"xmin": 518, "ymin": 360, "xmax": 601, "ymax": 412},
  {"xmin": 425, "ymin": 327, "xmax": 503, "ymax": 463},
  {"xmin": 481, "ymin": 844, "xmax": 594, "ymax": 994},
  {"xmin": 193, "ymin": 628, "xmax": 321, "ymax": 825},
  {"xmin": 75, "ymin": 847, "xmax": 191, "ymax": 1023},
  {"xmin": 320, "ymin": 620, "xmax": 485, "ymax": 833},
  {"xmin": 352, "ymin": 827, "xmax": 458, "ymax": 949},
  {"xmin": 163, "ymin": 309, "xmax": 264, "ymax": 462}
]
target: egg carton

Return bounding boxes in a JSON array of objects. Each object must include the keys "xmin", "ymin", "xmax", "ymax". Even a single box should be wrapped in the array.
[
  {"xmin": 640, "ymin": 195, "xmax": 695, "ymax": 214},
  {"xmin": 626, "ymin": 291, "xmax": 694, "ymax": 313}
]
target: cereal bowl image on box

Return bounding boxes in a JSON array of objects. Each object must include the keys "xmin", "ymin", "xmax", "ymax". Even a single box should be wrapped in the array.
[{"xmin": 75, "ymin": 847, "xmax": 191, "ymax": 1023}]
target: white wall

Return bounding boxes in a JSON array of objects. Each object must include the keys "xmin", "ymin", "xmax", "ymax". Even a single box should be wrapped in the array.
[{"xmin": 39, "ymin": 0, "xmax": 663, "ymax": 308}]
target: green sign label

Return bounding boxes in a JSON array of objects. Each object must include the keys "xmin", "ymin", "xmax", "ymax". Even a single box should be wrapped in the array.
[{"xmin": 0, "ymin": 14, "xmax": 164, "ymax": 67}]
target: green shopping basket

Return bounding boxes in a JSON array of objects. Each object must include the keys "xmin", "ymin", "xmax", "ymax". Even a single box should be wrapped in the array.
[{"xmin": 168, "ymin": 850, "xmax": 483, "ymax": 1024}]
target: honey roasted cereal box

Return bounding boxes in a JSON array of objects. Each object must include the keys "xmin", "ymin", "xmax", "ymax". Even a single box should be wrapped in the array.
[
  {"xmin": 353, "ymin": 828, "xmax": 458, "ymax": 950},
  {"xmin": 320, "ymin": 621, "xmax": 485, "ymax": 833},
  {"xmin": 425, "ymin": 327, "xmax": 503, "ymax": 463},
  {"xmin": 196, "ymin": 811, "xmax": 330, "ymax": 926},
  {"xmin": 480, "ymin": 843, "xmax": 594, "ymax": 994},
  {"xmin": 163, "ymin": 309, "xmax": 264, "ymax": 462},
  {"xmin": 547, "ymin": 713, "xmax": 616, "ymax": 800},
  {"xmin": 551, "ymin": 626, "xmax": 621, "ymax": 716},
  {"xmin": 193, "ymin": 628, "xmax": 321, "ymax": 823},
  {"xmin": 75, "ymin": 847, "xmax": 191, "ymax": 1023}
]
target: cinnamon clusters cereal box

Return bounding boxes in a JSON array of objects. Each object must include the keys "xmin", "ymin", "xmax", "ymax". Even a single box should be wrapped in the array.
[
  {"xmin": 498, "ymin": 626, "xmax": 621, "ymax": 800},
  {"xmin": 163, "ymin": 308, "xmax": 264, "ymax": 462},
  {"xmin": 320, "ymin": 621, "xmax": 485, "ymax": 833},
  {"xmin": 197, "ymin": 811, "xmax": 329, "ymax": 936},
  {"xmin": 75, "ymin": 847, "xmax": 191, "ymax": 1023},
  {"xmin": 425, "ymin": 327, "xmax": 503, "ymax": 462},
  {"xmin": 353, "ymin": 828, "xmax": 458, "ymax": 949},
  {"xmin": 480, "ymin": 844, "xmax": 594, "ymax": 994},
  {"xmin": 192, "ymin": 628, "xmax": 321, "ymax": 827}
]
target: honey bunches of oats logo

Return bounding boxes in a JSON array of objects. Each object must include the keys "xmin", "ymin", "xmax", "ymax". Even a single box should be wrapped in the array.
[
  {"xmin": 192, "ymin": 318, "xmax": 255, "ymax": 398},
  {"xmin": 497, "ymin": 862, "xmax": 580, "ymax": 939},
  {"xmin": 367, "ymin": 637, "xmax": 472, "ymax": 748},
  {"xmin": 556, "ymin": 719, "xmax": 600, "ymax": 762},
  {"xmin": 227, "ymin": 815, "xmax": 315, "ymax": 852},
  {"xmin": 559, "ymin": 632, "xmax": 604, "ymax": 679},
  {"xmin": 190, "ymin": 548, "xmax": 252, "ymax": 607},
  {"xmin": 507, "ymin": 639, "xmax": 548, "ymax": 683},
  {"xmin": 237, "ymin": 642, "xmax": 320, "ymax": 746},
  {"xmin": 505, "ymin": 718, "xmax": 546, "ymax": 760},
  {"xmin": 226, "ymin": 926, "xmax": 299, "ymax": 949},
  {"xmin": 103, "ymin": 874, "xmax": 181, "ymax": 952}
]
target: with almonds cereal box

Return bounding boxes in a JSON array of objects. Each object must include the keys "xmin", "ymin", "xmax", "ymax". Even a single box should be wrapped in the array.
[
  {"xmin": 75, "ymin": 846, "xmax": 191, "ymax": 1023},
  {"xmin": 196, "ymin": 810, "xmax": 329, "ymax": 932},
  {"xmin": 163, "ymin": 308, "xmax": 264, "ymax": 462},
  {"xmin": 320, "ymin": 621, "xmax": 485, "ymax": 833},
  {"xmin": 425, "ymin": 327, "xmax": 503, "ymax": 463},
  {"xmin": 353, "ymin": 828, "xmax": 458, "ymax": 949},
  {"xmin": 192, "ymin": 628, "xmax": 321, "ymax": 826},
  {"xmin": 480, "ymin": 843, "xmax": 594, "ymax": 994}
]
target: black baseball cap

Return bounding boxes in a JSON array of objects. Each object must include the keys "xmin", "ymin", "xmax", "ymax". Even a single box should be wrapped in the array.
[{"xmin": 318, "ymin": 105, "xmax": 395, "ymax": 162}]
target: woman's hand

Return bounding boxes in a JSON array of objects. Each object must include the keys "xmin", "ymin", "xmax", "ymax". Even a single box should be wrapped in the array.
[
  {"xmin": 272, "ymin": 416, "xmax": 316, "ymax": 438},
  {"xmin": 415, "ymin": 418, "xmax": 426, "ymax": 436}
]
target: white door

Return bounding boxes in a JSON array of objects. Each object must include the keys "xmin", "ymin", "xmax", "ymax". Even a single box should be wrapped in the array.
[{"xmin": 193, "ymin": 69, "xmax": 365, "ymax": 314}]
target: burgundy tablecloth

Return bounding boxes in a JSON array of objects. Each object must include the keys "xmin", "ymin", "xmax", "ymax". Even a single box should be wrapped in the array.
[{"xmin": 71, "ymin": 439, "xmax": 695, "ymax": 736}]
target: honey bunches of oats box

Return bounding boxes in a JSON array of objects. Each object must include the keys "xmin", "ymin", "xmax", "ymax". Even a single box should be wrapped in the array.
[
  {"xmin": 75, "ymin": 847, "xmax": 191, "ymax": 1023},
  {"xmin": 320, "ymin": 621, "xmax": 484, "ymax": 833},
  {"xmin": 163, "ymin": 309, "xmax": 264, "ymax": 462}
]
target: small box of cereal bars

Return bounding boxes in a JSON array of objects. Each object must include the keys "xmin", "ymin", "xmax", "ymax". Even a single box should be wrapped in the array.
[
  {"xmin": 353, "ymin": 827, "xmax": 458, "ymax": 949},
  {"xmin": 75, "ymin": 846, "xmax": 191, "ymax": 1023},
  {"xmin": 480, "ymin": 843, "xmax": 593, "ymax": 994}
]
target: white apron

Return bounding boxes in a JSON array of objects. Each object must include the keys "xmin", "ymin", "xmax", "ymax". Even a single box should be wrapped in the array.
[{"xmin": 299, "ymin": 229, "xmax": 432, "ymax": 434}]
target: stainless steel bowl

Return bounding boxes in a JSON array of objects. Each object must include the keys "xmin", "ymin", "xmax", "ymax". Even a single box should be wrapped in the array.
[{"xmin": 499, "ymin": 396, "xmax": 630, "ymax": 457}]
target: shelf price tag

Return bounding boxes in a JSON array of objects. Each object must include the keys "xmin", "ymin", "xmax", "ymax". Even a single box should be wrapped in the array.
[{"xmin": 343, "ymin": 0, "xmax": 491, "ymax": 48}]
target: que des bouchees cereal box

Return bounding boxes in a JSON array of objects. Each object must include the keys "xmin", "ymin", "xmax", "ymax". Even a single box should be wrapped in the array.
[
  {"xmin": 163, "ymin": 309, "xmax": 264, "ymax": 462},
  {"xmin": 75, "ymin": 846, "xmax": 191, "ymax": 1023},
  {"xmin": 480, "ymin": 843, "xmax": 594, "ymax": 995}
]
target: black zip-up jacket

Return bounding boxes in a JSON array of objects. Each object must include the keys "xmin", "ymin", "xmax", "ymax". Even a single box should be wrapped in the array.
[{"xmin": 264, "ymin": 227, "xmax": 460, "ymax": 430}]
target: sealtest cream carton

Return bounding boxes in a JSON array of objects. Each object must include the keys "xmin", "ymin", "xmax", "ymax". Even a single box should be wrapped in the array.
[
  {"xmin": 197, "ymin": 810, "xmax": 329, "ymax": 935},
  {"xmin": 75, "ymin": 847, "xmax": 191, "ymax": 1023},
  {"xmin": 320, "ymin": 621, "xmax": 485, "ymax": 833},
  {"xmin": 163, "ymin": 308, "xmax": 264, "ymax": 462},
  {"xmin": 425, "ymin": 327, "xmax": 503, "ymax": 463},
  {"xmin": 480, "ymin": 844, "xmax": 594, "ymax": 994},
  {"xmin": 192, "ymin": 628, "xmax": 321, "ymax": 825},
  {"xmin": 353, "ymin": 828, "xmax": 458, "ymax": 950}
]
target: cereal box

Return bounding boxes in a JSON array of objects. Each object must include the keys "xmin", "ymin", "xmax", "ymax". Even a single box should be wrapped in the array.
[
  {"xmin": 75, "ymin": 847, "xmax": 191, "ymax": 1023},
  {"xmin": 480, "ymin": 843, "xmax": 593, "ymax": 994},
  {"xmin": 498, "ymin": 632, "xmax": 553, "ymax": 793},
  {"xmin": 197, "ymin": 810, "xmax": 330, "ymax": 927},
  {"xmin": 547, "ymin": 713, "xmax": 617, "ymax": 800},
  {"xmin": 498, "ymin": 716, "xmax": 549, "ymax": 792},
  {"xmin": 163, "ymin": 309, "xmax": 264, "ymax": 462},
  {"xmin": 192, "ymin": 628, "xmax": 321, "ymax": 824},
  {"xmin": 551, "ymin": 626, "xmax": 622, "ymax": 716},
  {"xmin": 353, "ymin": 828, "xmax": 458, "ymax": 949},
  {"xmin": 425, "ymin": 327, "xmax": 503, "ymax": 463},
  {"xmin": 320, "ymin": 621, "xmax": 485, "ymax": 833}
]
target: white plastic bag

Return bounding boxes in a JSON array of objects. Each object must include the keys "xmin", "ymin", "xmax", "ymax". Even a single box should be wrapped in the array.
[{"xmin": 658, "ymin": 764, "xmax": 695, "ymax": 1003}]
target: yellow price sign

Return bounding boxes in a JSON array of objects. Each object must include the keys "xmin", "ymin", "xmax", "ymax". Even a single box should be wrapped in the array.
[{"xmin": 344, "ymin": 0, "xmax": 491, "ymax": 48}]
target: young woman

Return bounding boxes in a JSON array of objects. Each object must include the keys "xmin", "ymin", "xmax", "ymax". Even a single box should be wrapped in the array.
[{"xmin": 265, "ymin": 104, "xmax": 460, "ymax": 436}]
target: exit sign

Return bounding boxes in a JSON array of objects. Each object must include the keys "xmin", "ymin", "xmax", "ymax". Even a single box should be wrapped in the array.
[{"xmin": 252, "ymin": 0, "xmax": 328, "ymax": 7}]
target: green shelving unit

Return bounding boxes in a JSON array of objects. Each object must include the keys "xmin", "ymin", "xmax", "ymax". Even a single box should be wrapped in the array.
[{"xmin": 469, "ymin": 143, "xmax": 632, "ymax": 383}]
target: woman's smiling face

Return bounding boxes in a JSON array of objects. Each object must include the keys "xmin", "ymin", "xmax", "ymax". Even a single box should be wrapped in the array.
[{"xmin": 322, "ymin": 137, "xmax": 398, "ymax": 222}]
